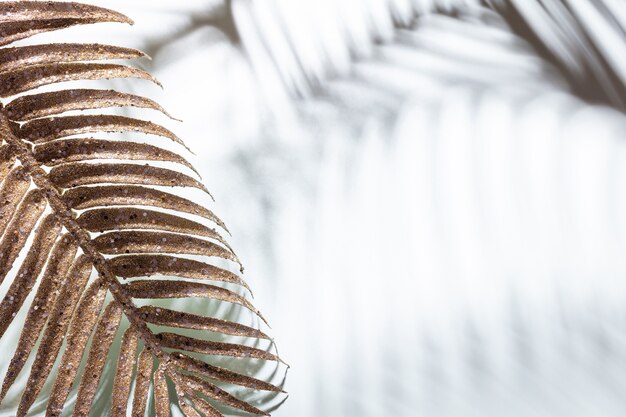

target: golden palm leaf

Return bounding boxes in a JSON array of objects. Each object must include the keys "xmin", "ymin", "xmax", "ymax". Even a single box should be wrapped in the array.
[{"xmin": 0, "ymin": 2, "xmax": 284, "ymax": 416}]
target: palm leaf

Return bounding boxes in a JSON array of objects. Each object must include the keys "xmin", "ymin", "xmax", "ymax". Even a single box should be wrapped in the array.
[{"xmin": 0, "ymin": 2, "xmax": 285, "ymax": 416}]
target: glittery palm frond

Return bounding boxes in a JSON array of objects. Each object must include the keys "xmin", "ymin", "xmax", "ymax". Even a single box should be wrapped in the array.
[{"xmin": 0, "ymin": 2, "xmax": 284, "ymax": 416}]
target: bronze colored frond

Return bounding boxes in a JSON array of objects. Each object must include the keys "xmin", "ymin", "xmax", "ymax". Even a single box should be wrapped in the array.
[{"xmin": 0, "ymin": 2, "xmax": 285, "ymax": 416}]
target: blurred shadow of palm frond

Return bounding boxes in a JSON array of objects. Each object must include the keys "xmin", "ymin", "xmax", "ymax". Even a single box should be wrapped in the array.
[{"xmin": 224, "ymin": 2, "xmax": 626, "ymax": 416}]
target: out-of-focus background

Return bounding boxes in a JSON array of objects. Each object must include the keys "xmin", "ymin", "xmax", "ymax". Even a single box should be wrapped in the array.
[{"xmin": 16, "ymin": 1, "xmax": 626, "ymax": 416}]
